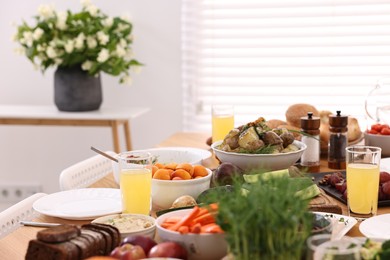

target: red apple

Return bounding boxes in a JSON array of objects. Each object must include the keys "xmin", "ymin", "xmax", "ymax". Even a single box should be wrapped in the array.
[
  {"xmin": 110, "ymin": 244, "xmax": 134, "ymax": 259},
  {"xmin": 110, "ymin": 244, "xmax": 146, "ymax": 260},
  {"xmin": 147, "ymin": 242, "xmax": 187, "ymax": 259},
  {"xmin": 121, "ymin": 235, "xmax": 157, "ymax": 255},
  {"xmin": 120, "ymin": 245, "xmax": 146, "ymax": 260}
]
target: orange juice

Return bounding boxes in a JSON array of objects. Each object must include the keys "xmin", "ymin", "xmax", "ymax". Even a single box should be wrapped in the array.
[
  {"xmin": 212, "ymin": 114, "xmax": 234, "ymax": 143},
  {"xmin": 120, "ymin": 168, "xmax": 152, "ymax": 215},
  {"xmin": 346, "ymin": 163, "xmax": 379, "ymax": 215}
]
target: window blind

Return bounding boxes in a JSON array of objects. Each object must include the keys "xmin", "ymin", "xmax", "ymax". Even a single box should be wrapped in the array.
[{"xmin": 181, "ymin": 0, "xmax": 390, "ymax": 133}]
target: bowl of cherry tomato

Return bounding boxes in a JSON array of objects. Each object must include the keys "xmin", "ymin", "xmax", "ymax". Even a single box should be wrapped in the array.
[{"xmin": 365, "ymin": 123, "xmax": 390, "ymax": 157}]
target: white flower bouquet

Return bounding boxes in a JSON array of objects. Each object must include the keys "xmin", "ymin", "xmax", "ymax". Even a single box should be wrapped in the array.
[{"xmin": 14, "ymin": 0, "xmax": 142, "ymax": 85}]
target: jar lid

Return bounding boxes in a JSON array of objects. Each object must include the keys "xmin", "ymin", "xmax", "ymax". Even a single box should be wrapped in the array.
[
  {"xmin": 329, "ymin": 110, "xmax": 348, "ymax": 127},
  {"xmin": 301, "ymin": 112, "xmax": 320, "ymax": 130}
]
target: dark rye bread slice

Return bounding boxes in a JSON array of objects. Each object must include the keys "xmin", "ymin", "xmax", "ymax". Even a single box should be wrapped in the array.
[
  {"xmin": 81, "ymin": 229, "xmax": 106, "ymax": 256},
  {"xmin": 83, "ymin": 223, "xmax": 120, "ymax": 251},
  {"xmin": 82, "ymin": 223, "xmax": 112, "ymax": 255},
  {"xmin": 70, "ymin": 235, "xmax": 94, "ymax": 259},
  {"xmin": 37, "ymin": 224, "xmax": 80, "ymax": 243},
  {"xmin": 25, "ymin": 239, "xmax": 79, "ymax": 260}
]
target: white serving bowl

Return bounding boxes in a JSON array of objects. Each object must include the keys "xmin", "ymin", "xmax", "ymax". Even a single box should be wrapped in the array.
[
  {"xmin": 92, "ymin": 213, "xmax": 156, "ymax": 241},
  {"xmin": 364, "ymin": 132, "xmax": 390, "ymax": 157},
  {"xmin": 211, "ymin": 140, "xmax": 307, "ymax": 171},
  {"xmin": 151, "ymin": 168, "xmax": 212, "ymax": 210},
  {"xmin": 156, "ymin": 209, "xmax": 228, "ymax": 260},
  {"xmin": 112, "ymin": 147, "xmax": 212, "ymax": 184}
]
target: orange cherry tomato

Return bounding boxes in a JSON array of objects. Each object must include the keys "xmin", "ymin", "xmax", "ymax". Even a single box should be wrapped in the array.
[
  {"xmin": 368, "ymin": 129, "xmax": 379, "ymax": 135},
  {"xmin": 371, "ymin": 124, "xmax": 384, "ymax": 132},
  {"xmin": 380, "ymin": 127, "xmax": 390, "ymax": 135}
]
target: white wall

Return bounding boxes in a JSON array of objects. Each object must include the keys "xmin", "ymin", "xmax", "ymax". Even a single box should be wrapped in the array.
[{"xmin": 0, "ymin": 0, "xmax": 182, "ymax": 206}]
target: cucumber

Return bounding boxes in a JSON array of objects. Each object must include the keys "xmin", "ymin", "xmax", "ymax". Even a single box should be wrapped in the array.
[
  {"xmin": 295, "ymin": 183, "xmax": 321, "ymax": 200},
  {"xmin": 243, "ymin": 169, "xmax": 290, "ymax": 183}
]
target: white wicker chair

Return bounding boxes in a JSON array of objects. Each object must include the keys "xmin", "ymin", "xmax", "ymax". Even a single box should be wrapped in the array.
[
  {"xmin": 59, "ymin": 151, "xmax": 116, "ymax": 190},
  {"xmin": 0, "ymin": 192, "xmax": 47, "ymax": 239}
]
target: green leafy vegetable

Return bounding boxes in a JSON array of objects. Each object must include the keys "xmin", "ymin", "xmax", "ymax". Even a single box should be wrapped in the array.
[{"xmin": 204, "ymin": 175, "xmax": 312, "ymax": 260}]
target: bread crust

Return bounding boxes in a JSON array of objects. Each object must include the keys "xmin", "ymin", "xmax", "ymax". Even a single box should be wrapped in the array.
[
  {"xmin": 25, "ymin": 239, "xmax": 80, "ymax": 260},
  {"xmin": 265, "ymin": 119, "xmax": 287, "ymax": 129},
  {"xmin": 37, "ymin": 224, "xmax": 80, "ymax": 243},
  {"xmin": 26, "ymin": 222, "xmax": 121, "ymax": 259},
  {"xmin": 82, "ymin": 224, "xmax": 112, "ymax": 255},
  {"xmin": 83, "ymin": 223, "xmax": 120, "ymax": 251},
  {"xmin": 285, "ymin": 103, "xmax": 319, "ymax": 127}
]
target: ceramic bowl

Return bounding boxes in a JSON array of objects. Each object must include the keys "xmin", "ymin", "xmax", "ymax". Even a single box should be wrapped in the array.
[
  {"xmin": 211, "ymin": 140, "xmax": 307, "ymax": 171},
  {"xmin": 92, "ymin": 213, "xmax": 156, "ymax": 241},
  {"xmin": 155, "ymin": 209, "xmax": 228, "ymax": 260},
  {"xmin": 364, "ymin": 132, "xmax": 390, "ymax": 157},
  {"xmin": 112, "ymin": 147, "xmax": 212, "ymax": 184},
  {"xmin": 151, "ymin": 168, "xmax": 212, "ymax": 210}
]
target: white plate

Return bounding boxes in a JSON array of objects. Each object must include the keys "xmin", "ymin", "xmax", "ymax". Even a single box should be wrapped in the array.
[
  {"xmin": 314, "ymin": 212, "xmax": 358, "ymax": 240},
  {"xmin": 33, "ymin": 188, "xmax": 121, "ymax": 220},
  {"xmin": 359, "ymin": 214, "xmax": 390, "ymax": 241}
]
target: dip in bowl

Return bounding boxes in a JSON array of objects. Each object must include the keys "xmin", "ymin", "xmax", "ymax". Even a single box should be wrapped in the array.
[{"xmin": 92, "ymin": 213, "xmax": 156, "ymax": 241}]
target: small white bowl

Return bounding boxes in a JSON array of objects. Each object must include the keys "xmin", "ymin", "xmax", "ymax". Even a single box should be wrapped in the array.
[
  {"xmin": 364, "ymin": 132, "xmax": 390, "ymax": 157},
  {"xmin": 151, "ymin": 168, "xmax": 212, "ymax": 210},
  {"xmin": 155, "ymin": 209, "xmax": 228, "ymax": 260},
  {"xmin": 112, "ymin": 147, "xmax": 212, "ymax": 184},
  {"xmin": 92, "ymin": 213, "xmax": 156, "ymax": 241},
  {"xmin": 211, "ymin": 140, "xmax": 307, "ymax": 171}
]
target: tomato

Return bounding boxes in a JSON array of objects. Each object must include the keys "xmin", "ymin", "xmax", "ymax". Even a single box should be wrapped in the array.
[
  {"xmin": 371, "ymin": 124, "xmax": 384, "ymax": 132},
  {"xmin": 368, "ymin": 129, "xmax": 379, "ymax": 135},
  {"xmin": 380, "ymin": 127, "xmax": 390, "ymax": 135},
  {"xmin": 370, "ymin": 123, "xmax": 390, "ymax": 135}
]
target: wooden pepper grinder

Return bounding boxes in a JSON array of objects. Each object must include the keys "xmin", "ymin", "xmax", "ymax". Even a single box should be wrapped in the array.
[
  {"xmin": 300, "ymin": 112, "xmax": 321, "ymax": 172},
  {"xmin": 328, "ymin": 111, "xmax": 348, "ymax": 169}
]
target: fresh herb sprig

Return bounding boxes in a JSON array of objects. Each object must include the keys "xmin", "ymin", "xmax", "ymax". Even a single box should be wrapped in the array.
[{"xmin": 205, "ymin": 175, "xmax": 312, "ymax": 260}]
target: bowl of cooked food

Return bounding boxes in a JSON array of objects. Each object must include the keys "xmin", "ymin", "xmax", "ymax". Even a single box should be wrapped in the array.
[
  {"xmin": 211, "ymin": 117, "xmax": 307, "ymax": 171},
  {"xmin": 92, "ymin": 213, "xmax": 156, "ymax": 241}
]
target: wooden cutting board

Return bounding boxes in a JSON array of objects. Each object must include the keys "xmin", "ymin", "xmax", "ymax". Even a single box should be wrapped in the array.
[{"xmin": 308, "ymin": 188, "xmax": 342, "ymax": 214}]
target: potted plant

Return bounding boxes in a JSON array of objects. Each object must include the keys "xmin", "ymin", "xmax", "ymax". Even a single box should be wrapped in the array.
[{"xmin": 14, "ymin": 0, "xmax": 142, "ymax": 111}]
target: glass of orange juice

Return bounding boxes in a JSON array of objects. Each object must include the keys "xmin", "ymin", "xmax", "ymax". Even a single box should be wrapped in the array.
[
  {"xmin": 346, "ymin": 145, "xmax": 381, "ymax": 219},
  {"xmin": 212, "ymin": 105, "xmax": 234, "ymax": 144},
  {"xmin": 117, "ymin": 151, "xmax": 153, "ymax": 215}
]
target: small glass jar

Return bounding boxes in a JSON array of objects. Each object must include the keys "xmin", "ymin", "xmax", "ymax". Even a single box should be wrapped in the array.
[
  {"xmin": 328, "ymin": 111, "xmax": 348, "ymax": 169},
  {"xmin": 300, "ymin": 112, "xmax": 321, "ymax": 172}
]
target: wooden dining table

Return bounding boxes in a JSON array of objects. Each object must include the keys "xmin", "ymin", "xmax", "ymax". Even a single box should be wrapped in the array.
[{"xmin": 0, "ymin": 132, "xmax": 389, "ymax": 259}]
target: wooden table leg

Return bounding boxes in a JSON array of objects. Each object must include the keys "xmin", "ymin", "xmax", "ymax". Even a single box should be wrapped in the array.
[
  {"xmin": 111, "ymin": 120, "xmax": 121, "ymax": 153},
  {"xmin": 124, "ymin": 121, "xmax": 132, "ymax": 151}
]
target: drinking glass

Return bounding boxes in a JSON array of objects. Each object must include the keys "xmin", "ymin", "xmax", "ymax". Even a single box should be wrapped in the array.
[
  {"xmin": 117, "ymin": 151, "xmax": 153, "ymax": 215},
  {"xmin": 346, "ymin": 145, "xmax": 381, "ymax": 219},
  {"xmin": 313, "ymin": 236, "xmax": 361, "ymax": 260},
  {"xmin": 306, "ymin": 234, "xmax": 332, "ymax": 260},
  {"xmin": 211, "ymin": 105, "xmax": 234, "ymax": 143}
]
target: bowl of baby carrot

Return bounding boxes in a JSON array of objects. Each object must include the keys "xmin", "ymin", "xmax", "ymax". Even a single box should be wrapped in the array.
[{"xmin": 155, "ymin": 205, "xmax": 228, "ymax": 260}]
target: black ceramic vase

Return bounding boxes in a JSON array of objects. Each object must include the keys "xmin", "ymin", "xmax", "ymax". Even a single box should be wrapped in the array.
[{"xmin": 54, "ymin": 65, "xmax": 102, "ymax": 112}]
